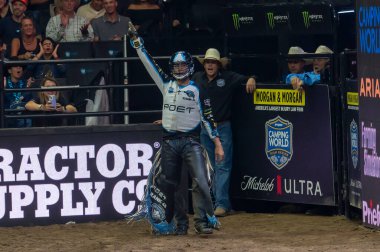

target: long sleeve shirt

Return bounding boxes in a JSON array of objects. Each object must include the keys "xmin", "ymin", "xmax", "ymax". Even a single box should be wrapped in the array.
[
  {"xmin": 46, "ymin": 14, "xmax": 94, "ymax": 42},
  {"xmin": 131, "ymin": 38, "xmax": 219, "ymax": 140}
]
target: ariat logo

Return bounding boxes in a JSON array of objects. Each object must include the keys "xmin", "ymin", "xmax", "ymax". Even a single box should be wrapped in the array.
[
  {"xmin": 232, "ymin": 13, "xmax": 240, "ymax": 30},
  {"xmin": 302, "ymin": 11, "xmax": 310, "ymax": 28},
  {"xmin": 267, "ymin": 12, "xmax": 275, "ymax": 29}
]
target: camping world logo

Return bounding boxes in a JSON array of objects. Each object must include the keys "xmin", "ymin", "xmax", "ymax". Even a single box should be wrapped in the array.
[
  {"xmin": 265, "ymin": 116, "xmax": 293, "ymax": 170},
  {"xmin": 350, "ymin": 119, "xmax": 358, "ymax": 169},
  {"xmin": 302, "ymin": 11, "xmax": 310, "ymax": 28}
]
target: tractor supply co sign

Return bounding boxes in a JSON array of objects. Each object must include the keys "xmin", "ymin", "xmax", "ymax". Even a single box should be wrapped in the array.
[{"xmin": 0, "ymin": 126, "xmax": 161, "ymax": 226}]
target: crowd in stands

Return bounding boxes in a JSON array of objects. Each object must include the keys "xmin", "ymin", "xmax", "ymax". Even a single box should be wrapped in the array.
[{"xmin": 0, "ymin": 0, "xmax": 337, "ymax": 128}]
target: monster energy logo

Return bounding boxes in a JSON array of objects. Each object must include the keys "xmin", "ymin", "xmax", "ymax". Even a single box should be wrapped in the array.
[
  {"xmin": 232, "ymin": 13, "xmax": 240, "ymax": 30},
  {"xmin": 302, "ymin": 11, "xmax": 310, "ymax": 28},
  {"xmin": 267, "ymin": 12, "xmax": 274, "ymax": 29}
]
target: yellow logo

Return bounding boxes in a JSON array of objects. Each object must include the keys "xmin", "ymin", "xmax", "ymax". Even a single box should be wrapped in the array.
[
  {"xmin": 254, "ymin": 89, "xmax": 305, "ymax": 106},
  {"xmin": 347, "ymin": 92, "xmax": 359, "ymax": 106}
]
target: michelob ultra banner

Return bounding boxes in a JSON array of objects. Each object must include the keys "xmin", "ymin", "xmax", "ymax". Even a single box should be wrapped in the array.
[
  {"xmin": 231, "ymin": 84, "xmax": 335, "ymax": 205},
  {"xmin": 0, "ymin": 125, "xmax": 161, "ymax": 227},
  {"xmin": 357, "ymin": 0, "xmax": 380, "ymax": 228}
]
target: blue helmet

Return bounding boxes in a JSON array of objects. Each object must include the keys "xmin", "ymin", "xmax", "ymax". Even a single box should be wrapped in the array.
[{"xmin": 169, "ymin": 51, "xmax": 194, "ymax": 80}]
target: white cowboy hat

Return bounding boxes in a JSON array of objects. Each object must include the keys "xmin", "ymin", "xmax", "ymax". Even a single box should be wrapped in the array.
[
  {"xmin": 287, "ymin": 46, "xmax": 312, "ymax": 65},
  {"xmin": 197, "ymin": 48, "xmax": 229, "ymax": 68},
  {"xmin": 315, "ymin": 45, "xmax": 333, "ymax": 54}
]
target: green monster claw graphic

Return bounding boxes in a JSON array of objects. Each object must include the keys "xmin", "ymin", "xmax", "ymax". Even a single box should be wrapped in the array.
[
  {"xmin": 232, "ymin": 13, "xmax": 240, "ymax": 30},
  {"xmin": 267, "ymin": 12, "xmax": 274, "ymax": 29},
  {"xmin": 302, "ymin": 11, "xmax": 310, "ymax": 28}
]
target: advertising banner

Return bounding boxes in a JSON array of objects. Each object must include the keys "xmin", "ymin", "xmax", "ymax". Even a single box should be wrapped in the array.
[
  {"xmin": 342, "ymin": 79, "xmax": 361, "ymax": 208},
  {"xmin": 225, "ymin": 4, "xmax": 333, "ymax": 36},
  {"xmin": 0, "ymin": 125, "xmax": 161, "ymax": 226},
  {"xmin": 231, "ymin": 84, "xmax": 335, "ymax": 206},
  {"xmin": 357, "ymin": 0, "xmax": 380, "ymax": 228}
]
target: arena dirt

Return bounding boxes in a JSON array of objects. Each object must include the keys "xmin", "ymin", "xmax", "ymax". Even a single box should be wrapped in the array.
[{"xmin": 0, "ymin": 212, "xmax": 379, "ymax": 251}]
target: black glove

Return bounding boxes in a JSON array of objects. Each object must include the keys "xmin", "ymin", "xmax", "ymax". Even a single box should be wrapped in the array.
[
  {"xmin": 80, "ymin": 23, "xmax": 90, "ymax": 36},
  {"xmin": 127, "ymin": 22, "xmax": 139, "ymax": 39}
]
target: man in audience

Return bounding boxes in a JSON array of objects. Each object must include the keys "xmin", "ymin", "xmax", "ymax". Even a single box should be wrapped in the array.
[
  {"xmin": 46, "ymin": 0, "xmax": 94, "ymax": 42},
  {"xmin": 91, "ymin": 0, "xmax": 130, "ymax": 41},
  {"xmin": 287, "ymin": 45, "xmax": 333, "ymax": 90},
  {"xmin": 77, "ymin": 0, "xmax": 105, "ymax": 21},
  {"xmin": 0, "ymin": 0, "xmax": 29, "ymax": 54}
]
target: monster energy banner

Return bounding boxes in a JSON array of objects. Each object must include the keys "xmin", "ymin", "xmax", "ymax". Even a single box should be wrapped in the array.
[
  {"xmin": 290, "ymin": 4, "xmax": 334, "ymax": 34},
  {"xmin": 226, "ymin": 7, "xmax": 265, "ymax": 35},
  {"xmin": 225, "ymin": 4, "xmax": 334, "ymax": 35},
  {"xmin": 0, "ymin": 125, "xmax": 161, "ymax": 227},
  {"xmin": 231, "ymin": 84, "xmax": 335, "ymax": 205},
  {"xmin": 357, "ymin": 0, "xmax": 380, "ymax": 229},
  {"xmin": 342, "ymin": 79, "xmax": 361, "ymax": 209}
]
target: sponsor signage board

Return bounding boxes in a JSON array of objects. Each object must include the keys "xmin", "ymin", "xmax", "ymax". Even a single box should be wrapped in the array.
[
  {"xmin": 231, "ymin": 84, "xmax": 335, "ymax": 205},
  {"xmin": 357, "ymin": 0, "xmax": 380, "ymax": 228},
  {"xmin": 342, "ymin": 79, "xmax": 361, "ymax": 209},
  {"xmin": 0, "ymin": 125, "xmax": 161, "ymax": 226},
  {"xmin": 225, "ymin": 4, "xmax": 333, "ymax": 36}
]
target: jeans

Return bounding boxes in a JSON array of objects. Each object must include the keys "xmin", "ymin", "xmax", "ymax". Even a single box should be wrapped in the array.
[{"xmin": 201, "ymin": 121, "xmax": 233, "ymax": 211}]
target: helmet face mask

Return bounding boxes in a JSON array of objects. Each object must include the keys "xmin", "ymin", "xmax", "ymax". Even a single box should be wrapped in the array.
[{"xmin": 169, "ymin": 51, "xmax": 194, "ymax": 81}]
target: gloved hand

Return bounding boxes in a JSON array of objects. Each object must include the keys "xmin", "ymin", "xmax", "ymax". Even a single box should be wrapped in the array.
[
  {"xmin": 127, "ymin": 22, "xmax": 138, "ymax": 39},
  {"xmin": 128, "ymin": 22, "xmax": 143, "ymax": 49}
]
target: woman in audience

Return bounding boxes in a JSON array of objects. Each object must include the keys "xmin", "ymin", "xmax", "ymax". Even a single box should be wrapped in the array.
[
  {"xmin": 0, "ymin": 0, "xmax": 11, "ymax": 19},
  {"xmin": 25, "ymin": 74, "xmax": 77, "ymax": 126},
  {"xmin": 11, "ymin": 16, "xmax": 41, "ymax": 60},
  {"xmin": 31, "ymin": 37, "xmax": 66, "ymax": 79}
]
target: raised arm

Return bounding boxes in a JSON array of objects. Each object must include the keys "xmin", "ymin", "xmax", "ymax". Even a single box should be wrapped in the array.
[{"xmin": 128, "ymin": 23, "xmax": 170, "ymax": 93}]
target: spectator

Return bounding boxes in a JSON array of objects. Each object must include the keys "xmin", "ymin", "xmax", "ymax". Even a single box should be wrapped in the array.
[
  {"xmin": 285, "ymin": 46, "xmax": 311, "ymax": 75},
  {"xmin": 0, "ymin": 0, "xmax": 29, "ymax": 53},
  {"xmin": 313, "ymin": 45, "xmax": 333, "ymax": 81},
  {"xmin": 25, "ymin": 74, "xmax": 77, "ymax": 126},
  {"xmin": 192, "ymin": 48, "xmax": 256, "ymax": 217},
  {"xmin": 288, "ymin": 45, "xmax": 333, "ymax": 90},
  {"xmin": 46, "ymin": 0, "xmax": 94, "ymax": 42},
  {"xmin": 91, "ymin": 0, "xmax": 130, "ymax": 41},
  {"xmin": 28, "ymin": 0, "xmax": 51, "ymax": 36},
  {"xmin": 11, "ymin": 17, "xmax": 40, "ymax": 60},
  {"xmin": 4, "ymin": 58, "xmax": 33, "ymax": 127},
  {"xmin": 31, "ymin": 37, "xmax": 66, "ymax": 79},
  {"xmin": 126, "ymin": 0, "xmax": 162, "ymax": 37},
  {"xmin": 77, "ymin": 0, "xmax": 105, "ymax": 21},
  {"xmin": 0, "ymin": 0, "xmax": 11, "ymax": 19}
]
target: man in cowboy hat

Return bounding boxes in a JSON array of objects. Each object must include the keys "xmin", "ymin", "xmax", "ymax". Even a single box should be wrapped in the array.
[
  {"xmin": 285, "ymin": 46, "xmax": 311, "ymax": 75},
  {"xmin": 192, "ymin": 48, "xmax": 256, "ymax": 217},
  {"xmin": 288, "ymin": 45, "xmax": 333, "ymax": 90}
]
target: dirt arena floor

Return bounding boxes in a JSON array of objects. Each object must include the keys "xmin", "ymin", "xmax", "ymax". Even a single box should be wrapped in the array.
[{"xmin": 0, "ymin": 211, "xmax": 379, "ymax": 252}]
